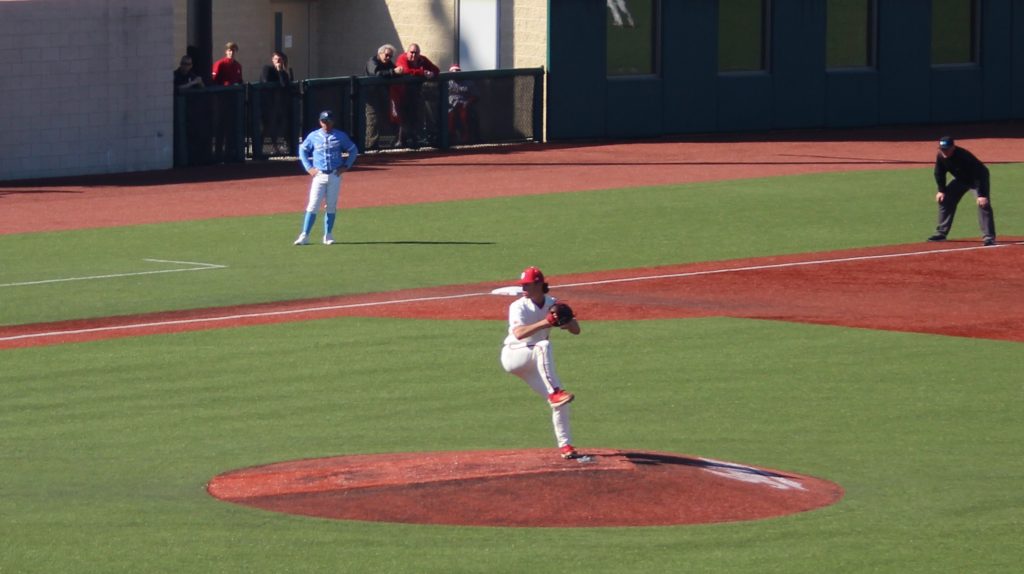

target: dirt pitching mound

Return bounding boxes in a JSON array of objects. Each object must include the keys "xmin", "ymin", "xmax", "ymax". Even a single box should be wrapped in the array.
[{"xmin": 207, "ymin": 449, "xmax": 843, "ymax": 527}]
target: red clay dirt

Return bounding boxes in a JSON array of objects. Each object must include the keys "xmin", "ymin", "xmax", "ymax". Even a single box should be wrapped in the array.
[
  {"xmin": 207, "ymin": 449, "xmax": 843, "ymax": 527},
  {"xmin": 4, "ymin": 123, "xmax": 1024, "ymax": 526}
]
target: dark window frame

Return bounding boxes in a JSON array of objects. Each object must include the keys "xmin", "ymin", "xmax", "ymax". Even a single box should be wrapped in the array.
[
  {"xmin": 717, "ymin": 0, "xmax": 772, "ymax": 75},
  {"xmin": 605, "ymin": 0, "xmax": 663, "ymax": 79},
  {"xmin": 931, "ymin": 0, "xmax": 981, "ymax": 67},
  {"xmin": 825, "ymin": 0, "xmax": 878, "ymax": 71}
]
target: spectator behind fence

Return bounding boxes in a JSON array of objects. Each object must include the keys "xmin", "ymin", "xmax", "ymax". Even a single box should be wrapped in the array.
[
  {"xmin": 211, "ymin": 42, "xmax": 243, "ymax": 85},
  {"xmin": 211, "ymin": 42, "xmax": 243, "ymax": 162},
  {"xmin": 260, "ymin": 50, "xmax": 293, "ymax": 154},
  {"xmin": 365, "ymin": 44, "xmax": 398, "ymax": 150},
  {"xmin": 260, "ymin": 50, "xmax": 291, "ymax": 85},
  {"xmin": 447, "ymin": 64, "xmax": 479, "ymax": 145},
  {"xmin": 391, "ymin": 43, "xmax": 440, "ymax": 148},
  {"xmin": 173, "ymin": 55, "xmax": 204, "ymax": 93},
  {"xmin": 173, "ymin": 54, "xmax": 207, "ymax": 165}
]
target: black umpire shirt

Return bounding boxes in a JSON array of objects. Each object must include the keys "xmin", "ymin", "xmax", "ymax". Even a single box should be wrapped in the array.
[{"xmin": 934, "ymin": 147, "xmax": 990, "ymax": 196}]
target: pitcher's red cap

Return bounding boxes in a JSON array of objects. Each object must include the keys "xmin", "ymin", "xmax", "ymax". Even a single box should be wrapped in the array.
[{"xmin": 519, "ymin": 266, "xmax": 545, "ymax": 285}]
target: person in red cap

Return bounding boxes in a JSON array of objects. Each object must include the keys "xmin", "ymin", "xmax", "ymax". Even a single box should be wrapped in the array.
[{"xmin": 499, "ymin": 266, "xmax": 582, "ymax": 459}]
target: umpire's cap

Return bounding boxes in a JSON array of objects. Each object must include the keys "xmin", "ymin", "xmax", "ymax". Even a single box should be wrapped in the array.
[
  {"xmin": 519, "ymin": 266, "xmax": 550, "ymax": 293},
  {"xmin": 319, "ymin": 110, "xmax": 335, "ymax": 123},
  {"xmin": 938, "ymin": 136, "xmax": 955, "ymax": 150}
]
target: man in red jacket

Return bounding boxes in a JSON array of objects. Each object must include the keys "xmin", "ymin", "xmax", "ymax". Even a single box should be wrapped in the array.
[
  {"xmin": 390, "ymin": 43, "xmax": 440, "ymax": 147},
  {"xmin": 211, "ymin": 42, "xmax": 244, "ymax": 162},
  {"xmin": 211, "ymin": 42, "xmax": 243, "ymax": 85}
]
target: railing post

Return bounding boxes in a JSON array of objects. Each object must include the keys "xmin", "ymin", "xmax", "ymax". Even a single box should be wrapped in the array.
[
  {"xmin": 438, "ymin": 75, "xmax": 450, "ymax": 150},
  {"xmin": 352, "ymin": 79, "xmax": 366, "ymax": 151},
  {"xmin": 533, "ymin": 67, "xmax": 545, "ymax": 143},
  {"xmin": 249, "ymin": 84, "xmax": 264, "ymax": 161},
  {"xmin": 174, "ymin": 94, "xmax": 187, "ymax": 167}
]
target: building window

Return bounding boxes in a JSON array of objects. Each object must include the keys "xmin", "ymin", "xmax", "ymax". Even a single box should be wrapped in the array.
[
  {"xmin": 826, "ymin": 0, "xmax": 875, "ymax": 69},
  {"xmin": 718, "ymin": 0, "xmax": 769, "ymax": 73},
  {"xmin": 607, "ymin": 0, "xmax": 659, "ymax": 76},
  {"xmin": 931, "ymin": 0, "xmax": 978, "ymax": 65}
]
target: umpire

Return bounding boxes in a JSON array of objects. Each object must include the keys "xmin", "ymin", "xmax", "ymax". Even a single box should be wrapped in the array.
[{"xmin": 927, "ymin": 136, "xmax": 997, "ymax": 246}]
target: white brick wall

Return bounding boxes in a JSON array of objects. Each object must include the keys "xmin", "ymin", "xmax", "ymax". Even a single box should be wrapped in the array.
[
  {"xmin": 0, "ymin": 0, "xmax": 174, "ymax": 181},
  {"xmin": 316, "ymin": 0, "xmax": 547, "ymax": 76},
  {"xmin": 208, "ymin": 0, "xmax": 548, "ymax": 80},
  {"xmin": 0, "ymin": 0, "xmax": 548, "ymax": 180}
]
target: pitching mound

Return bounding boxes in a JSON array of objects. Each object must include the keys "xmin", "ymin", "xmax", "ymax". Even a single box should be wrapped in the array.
[{"xmin": 207, "ymin": 449, "xmax": 843, "ymax": 527}]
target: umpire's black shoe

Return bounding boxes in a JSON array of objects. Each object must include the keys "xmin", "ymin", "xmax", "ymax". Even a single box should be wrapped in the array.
[
  {"xmin": 927, "ymin": 234, "xmax": 947, "ymax": 242},
  {"xmin": 983, "ymin": 237, "xmax": 996, "ymax": 246}
]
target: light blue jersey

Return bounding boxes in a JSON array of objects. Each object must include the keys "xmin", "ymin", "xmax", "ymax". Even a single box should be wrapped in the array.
[
  {"xmin": 294, "ymin": 126, "xmax": 358, "ymax": 244},
  {"xmin": 299, "ymin": 128, "xmax": 358, "ymax": 173}
]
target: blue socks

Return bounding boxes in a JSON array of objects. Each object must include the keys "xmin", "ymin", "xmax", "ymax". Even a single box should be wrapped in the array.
[
  {"xmin": 302, "ymin": 212, "xmax": 336, "ymax": 236},
  {"xmin": 302, "ymin": 212, "xmax": 316, "ymax": 235}
]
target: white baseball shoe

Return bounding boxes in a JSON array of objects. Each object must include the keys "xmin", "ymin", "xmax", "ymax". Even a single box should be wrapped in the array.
[
  {"xmin": 323, "ymin": 233, "xmax": 335, "ymax": 245},
  {"xmin": 293, "ymin": 233, "xmax": 309, "ymax": 245}
]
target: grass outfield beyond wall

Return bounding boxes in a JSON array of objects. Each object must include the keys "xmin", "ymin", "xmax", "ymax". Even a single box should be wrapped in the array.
[{"xmin": 1, "ymin": 167, "xmax": 1022, "ymax": 573}]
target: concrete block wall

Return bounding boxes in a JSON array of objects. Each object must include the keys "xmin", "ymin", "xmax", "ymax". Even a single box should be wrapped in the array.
[
  {"xmin": 212, "ymin": 1, "xmax": 274, "ymax": 83},
  {"xmin": 0, "ymin": 0, "xmax": 174, "ymax": 181},
  {"xmin": 0, "ymin": 0, "xmax": 549, "ymax": 181},
  {"xmin": 173, "ymin": 0, "xmax": 187, "ymax": 66},
  {"xmin": 318, "ymin": 0, "xmax": 456, "ymax": 77},
  {"xmin": 504, "ymin": 0, "xmax": 547, "ymax": 69},
  {"xmin": 206, "ymin": 0, "xmax": 548, "ymax": 80}
]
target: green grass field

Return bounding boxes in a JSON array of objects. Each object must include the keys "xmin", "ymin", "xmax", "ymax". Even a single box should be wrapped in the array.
[{"xmin": 2, "ymin": 165, "xmax": 1022, "ymax": 573}]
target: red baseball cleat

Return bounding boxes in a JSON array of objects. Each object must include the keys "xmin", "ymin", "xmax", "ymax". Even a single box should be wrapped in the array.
[
  {"xmin": 560, "ymin": 444, "xmax": 580, "ymax": 459},
  {"xmin": 548, "ymin": 389, "xmax": 574, "ymax": 407}
]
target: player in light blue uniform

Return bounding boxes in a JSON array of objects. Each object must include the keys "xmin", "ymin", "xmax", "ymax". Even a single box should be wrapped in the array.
[{"xmin": 295, "ymin": 110, "xmax": 358, "ymax": 245}]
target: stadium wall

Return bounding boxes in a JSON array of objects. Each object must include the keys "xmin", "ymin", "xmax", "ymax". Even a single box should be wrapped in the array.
[
  {"xmin": 0, "ymin": 0, "xmax": 173, "ymax": 181},
  {"xmin": 548, "ymin": 0, "xmax": 1024, "ymax": 140}
]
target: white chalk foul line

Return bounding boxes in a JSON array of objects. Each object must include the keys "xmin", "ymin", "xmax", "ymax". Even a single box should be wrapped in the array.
[
  {"xmin": 0, "ymin": 292, "xmax": 487, "ymax": 342},
  {"xmin": 2, "ymin": 242, "xmax": 1019, "ymax": 344},
  {"xmin": 555, "ymin": 241, "xmax": 1021, "ymax": 289},
  {"xmin": 0, "ymin": 259, "xmax": 227, "ymax": 288}
]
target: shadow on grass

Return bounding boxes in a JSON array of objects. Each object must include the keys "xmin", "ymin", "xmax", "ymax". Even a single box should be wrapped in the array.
[{"xmin": 337, "ymin": 240, "xmax": 495, "ymax": 246}]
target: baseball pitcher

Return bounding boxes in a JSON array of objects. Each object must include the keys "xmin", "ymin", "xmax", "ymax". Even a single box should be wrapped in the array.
[{"xmin": 500, "ymin": 266, "xmax": 582, "ymax": 459}]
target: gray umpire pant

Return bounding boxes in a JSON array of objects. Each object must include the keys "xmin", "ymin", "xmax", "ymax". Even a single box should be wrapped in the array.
[{"xmin": 935, "ymin": 177, "xmax": 996, "ymax": 241}]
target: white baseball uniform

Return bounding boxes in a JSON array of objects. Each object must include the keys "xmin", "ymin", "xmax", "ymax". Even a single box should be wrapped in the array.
[{"xmin": 500, "ymin": 294, "xmax": 573, "ymax": 448}]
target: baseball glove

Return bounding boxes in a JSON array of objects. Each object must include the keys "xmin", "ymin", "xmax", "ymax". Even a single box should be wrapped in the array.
[{"xmin": 547, "ymin": 302, "xmax": 576, "ymax": 327}]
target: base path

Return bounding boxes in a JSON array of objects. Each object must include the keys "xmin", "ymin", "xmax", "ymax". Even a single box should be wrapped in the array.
[{"xmin": 207, "ymin": 449, "xmax": 844, "ymax": 527}]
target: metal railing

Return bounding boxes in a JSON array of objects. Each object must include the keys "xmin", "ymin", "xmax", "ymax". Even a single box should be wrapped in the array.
[{"xmin": 173, "ymin": 67, "xmax": 544, "ymax": 167}]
